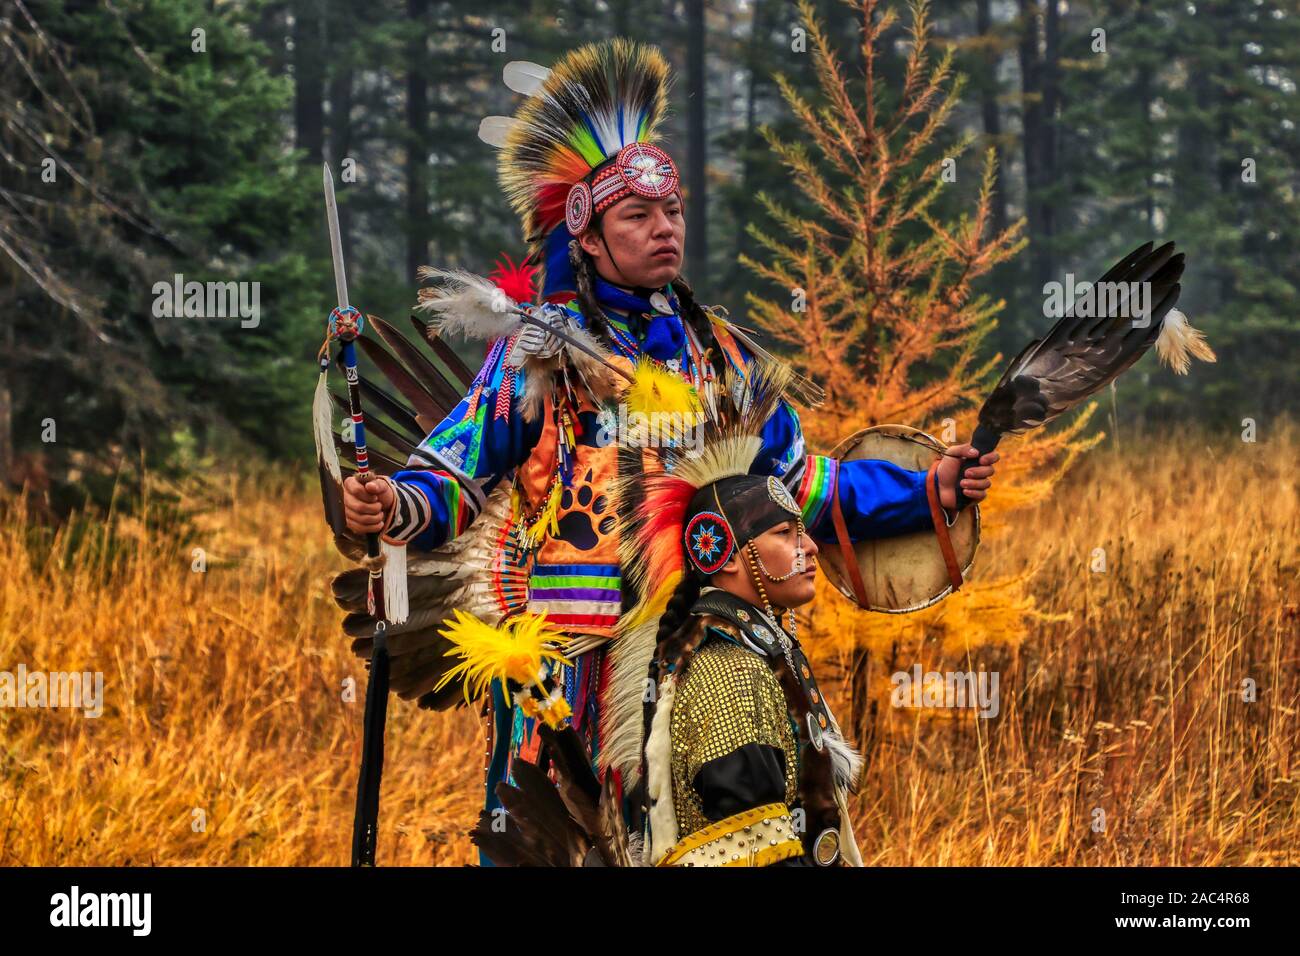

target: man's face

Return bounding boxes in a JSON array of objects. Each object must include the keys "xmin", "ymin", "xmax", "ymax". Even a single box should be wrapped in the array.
[
  {"xmin": 716, "ymin": 518, "xmax": 820, "ymax": 610},
  {"xmin": 578, "ymin": 193, "xmax": 684, "ymax": 289}
]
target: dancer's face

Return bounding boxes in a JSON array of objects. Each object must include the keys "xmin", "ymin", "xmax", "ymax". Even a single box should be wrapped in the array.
[
  {"xmin": 716, "ymin": 519, "xmax": 820, "ymax": 610},
  {"xmin": 578, "ymin": 193, "xmax": 684, "ymax": 290}
]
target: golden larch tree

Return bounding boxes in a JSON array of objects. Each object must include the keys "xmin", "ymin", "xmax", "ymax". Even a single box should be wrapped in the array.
[{"xmin": 742, "ymin": 0, "xmax": 1100, "ymax": 750}]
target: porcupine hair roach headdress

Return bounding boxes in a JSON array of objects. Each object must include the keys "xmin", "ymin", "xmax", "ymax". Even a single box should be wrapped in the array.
[
  {"xmin": 477, "ymin": 39, "xmax": 680, "ymax": 303},
  {"xmin": 598, "ymin": 364, "xmax": 801, "ymax": 785}
]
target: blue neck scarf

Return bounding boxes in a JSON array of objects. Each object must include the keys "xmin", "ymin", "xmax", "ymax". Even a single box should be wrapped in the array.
[{"xmin": 593, "ymin": 278, "xmax": 684, "ymax": 361}]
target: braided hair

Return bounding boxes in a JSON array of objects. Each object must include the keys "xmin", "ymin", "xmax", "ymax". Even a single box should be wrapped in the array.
[
  {"xmin": 669, "ymin": 274, "xmax": 727, "ymax": 379},
  {"xmin": 569, "ymin": 238, "xmax": 611, "ymax": 342},
  {"xmin": 652, "ymin": 570, "xmax": 707, "ymax": 680}
]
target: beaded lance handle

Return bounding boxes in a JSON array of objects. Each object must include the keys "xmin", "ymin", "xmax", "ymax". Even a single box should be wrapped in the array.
[{"xmin": 325, "ymin": 164, "xmax": 389, "ymax": 868}]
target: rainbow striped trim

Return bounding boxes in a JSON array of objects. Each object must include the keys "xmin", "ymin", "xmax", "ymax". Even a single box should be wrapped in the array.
[
  {"xmin": 436, "ymin": 472, "xmax": 473, "ymax": 540},
  {"xmin": 528, "ymin": 563, "xmax": 621, "ymax": 630},
  {"xmin": 795, "ymin": 455, "xmax": 838, "ymax": 530}
]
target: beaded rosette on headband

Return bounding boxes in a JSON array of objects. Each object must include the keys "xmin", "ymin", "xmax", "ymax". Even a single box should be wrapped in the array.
[
  {"xmin": 565, "ymin": 141, "xmax": 680, "ymax": 235},
  {"xmin": 477, "ymin": 39, "xmax": 680, "ymax": 301},
  {"xmin": 682, "ymin": 475, "xmax": 801, "ymax": 576}
]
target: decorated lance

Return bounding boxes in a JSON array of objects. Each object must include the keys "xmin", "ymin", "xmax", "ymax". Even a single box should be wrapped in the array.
[{"xmin": 322, "ymin": 164, "xmax": 392, "ymax": 867}]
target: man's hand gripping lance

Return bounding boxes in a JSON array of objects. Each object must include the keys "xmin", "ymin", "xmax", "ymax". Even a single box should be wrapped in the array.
[{"xmin": 321, "ymin": 164, "xmax": 391, "ymax": 867}]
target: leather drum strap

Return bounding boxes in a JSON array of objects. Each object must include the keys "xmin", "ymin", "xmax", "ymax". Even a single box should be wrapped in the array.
[
  {"xmin": 926, "ymin": 460, "xmax": 964, "ymax": 591},
  {"xmin": 830, "ymin": 473, "xmax": 870, "ymax": 608}
]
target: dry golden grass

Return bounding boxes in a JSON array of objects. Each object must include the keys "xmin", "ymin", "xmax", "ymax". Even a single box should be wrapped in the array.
[
  {"xmin": 0, "ymin": 472, "xmax": 482, "ymax": 866},
  {"xmin": 1, "ymin": 428, "xmax": 1296, "ymax": 866},
  {"xmin": 822, "ymin": 426, "xmax": 1300, "ymax": 865}
]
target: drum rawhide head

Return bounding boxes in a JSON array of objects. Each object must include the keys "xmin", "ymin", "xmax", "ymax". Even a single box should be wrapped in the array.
[{"xmin": 821, "ymin": 424, "xmax": 979, "ymax": 613}]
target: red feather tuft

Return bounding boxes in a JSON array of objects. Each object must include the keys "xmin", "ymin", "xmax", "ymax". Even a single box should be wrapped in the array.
[{"xmin": 489, "ymin": 253, "xmax": 539, "ymax": 305}]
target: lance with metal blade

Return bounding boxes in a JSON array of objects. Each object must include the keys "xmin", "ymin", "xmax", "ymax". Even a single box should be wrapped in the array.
[{"xmin": 322, "ymin": 164, "xmax": 390, "ymax": 867}]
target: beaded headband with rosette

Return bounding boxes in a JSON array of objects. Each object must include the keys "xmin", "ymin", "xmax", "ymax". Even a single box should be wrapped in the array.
[
  {"xmin": 567, "ymin": 142, "xmax": 680, "ymax": 234},
  {"xmin": 477, "ymin": 40, "xmax": 679, "ymax": 300},
  {"xmin": 680, "ymin": 476, "xmax": 801, "ymax": 576}
]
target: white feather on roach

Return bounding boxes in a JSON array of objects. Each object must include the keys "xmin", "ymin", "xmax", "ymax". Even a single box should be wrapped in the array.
[
  {"xmin": 477, "ymin": 116, "xmax": 517, "ymax": 148},
  {"xmin": 502, "ymin": 60, "xmax": 552, "ymax": 96}
]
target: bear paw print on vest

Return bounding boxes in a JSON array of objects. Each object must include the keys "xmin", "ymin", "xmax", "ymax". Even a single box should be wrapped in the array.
[{"xmin": 556, "ymin": 468, "xmax": 616, "ymax": 551}]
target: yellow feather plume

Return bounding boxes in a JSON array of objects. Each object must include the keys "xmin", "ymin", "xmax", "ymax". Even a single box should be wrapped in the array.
[
  {"xmin": 434, "ymin": 610, "xmax": 571, "ymax": 705},
  {"xmin": 520, "ymin": 478, "xmax": 564, "ymax": 550},
  {"xmin": 620, "ymin": 572, "xmax": 682, "ymax": 634},
  {"xmin": 624, "ymin": 357, "xmax": 703, "ymax": 420}
]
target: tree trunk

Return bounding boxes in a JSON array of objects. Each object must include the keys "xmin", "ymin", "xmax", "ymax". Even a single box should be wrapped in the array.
[
  {"xmin": 733, "ymin": 0, "xmax": 767, "ymax": 274},
  {"xmin": 1017, "ymin": 0, "xmax": 1050, "ymax": 291},
  {"xmin": 685, "ymin": 0, "xmax": 708, "ymax": 291},
  {"xmin": 0, "ymin": 312, "xmax": 12, "ymax": 489},
  {"xmin": 976, "ymin": 0, "xmax": 1007, "ymax": 238},
  {"xmin": 292, "ymin": 0, "xmax": 325, "ymax": 163},
  {"xmin": 254, "ymin": 2, "xmax": 287, "ymax": 78},
  {"xmin": 406, "ymin": 0, "xmax": 430, "ymax": 284},
  {"xmin": 1041, "ymin": 0, "xmax": 1059, "ymax": 266},
  {"xmin": 329, "ymin": 14, "xmax": 355, "ymax": 269}
]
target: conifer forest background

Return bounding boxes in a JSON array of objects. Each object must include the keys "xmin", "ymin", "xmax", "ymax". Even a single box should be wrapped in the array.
[{"xmin": 0, "ymin": 0, "xmax": 1297, "ymax": 866}]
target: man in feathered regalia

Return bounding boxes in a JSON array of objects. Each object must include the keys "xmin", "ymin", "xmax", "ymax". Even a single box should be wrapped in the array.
[{"xmin": 325, "ymin": 39, "xmax": 998, "ymax": 861}]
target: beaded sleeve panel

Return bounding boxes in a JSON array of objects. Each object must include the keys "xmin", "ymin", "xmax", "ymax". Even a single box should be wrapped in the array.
[{"xmin": 668, "ymin": 635, "xmax": 799, "ymax": 839}]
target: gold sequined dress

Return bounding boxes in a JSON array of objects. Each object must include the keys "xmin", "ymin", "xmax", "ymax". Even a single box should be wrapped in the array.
[{"xmin": 646, "ymin": 589, "xmax": 863, "ymax": 867}]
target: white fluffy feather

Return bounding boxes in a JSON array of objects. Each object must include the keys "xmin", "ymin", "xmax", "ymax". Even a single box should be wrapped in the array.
[
  {"xmin": 416, "ymin": 267, "xmax": 523, "ymax": 341},
  {"xmin": 821, "ymin": 728, "xmax": 864, "ymax": 792},
  {"xmin": 1155, "ymin": 307, "xmax": 1216, "ymax": 375},
  {"xmin": 599, "ymin": 614, "xmax": 660, "ymax": 787},
  {"xmin": 312, "ymin": 365, "xmax": 341, "ymax": 482},
  {"xmin": 477, "ymin": 115, "xmax": 518, "ymax": 148},
  {"xmin": 625, "ymin": 828, "xmax": 646, "ymax": 867},
  {"xmin": 414, "ymin": 270, "xmax": 620, "ymax": 413},
  {"xmin": 644, "ymin": 676, "xmax": 678, "ymax": 864},
  {"xmin": 502, "ymin": 60, "xmax": 552, "ymax": 96}
]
